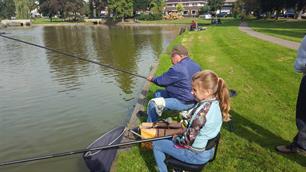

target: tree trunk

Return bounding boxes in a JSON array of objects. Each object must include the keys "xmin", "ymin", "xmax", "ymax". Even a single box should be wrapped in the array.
[
  {"xmin": 49, "ymin": 13, "xmax": 52, "ymax": 22},
  {"xmin": 93, "ymin": 8, "xmax": 96, "ymax": 18},
  {"xmin": 297, "ymin": 10, "xmax": 303, "ymax": 20},
  {"xmin": 275, "ymin": 10, "xmax": 279, "ymax": 20}
]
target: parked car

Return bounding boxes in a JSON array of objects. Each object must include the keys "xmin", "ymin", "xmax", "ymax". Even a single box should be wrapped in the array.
[
  {"xmin": 271, "ymin": 13, "xmax": 284, "ymax": 18},
  {"xmin": 259, "ymin": 13, "xmax": 267, "ymax": 18},
  {"xmin": 199, "ymin": 13, "xmax": 212, "ymax": 19},
  {"xmin": 284, "ymin": 11, "xmax": 295, "ymax": 18},
  {"xmin": 217, "ymin": 12, "xmax": 228, "ymax": 18}
]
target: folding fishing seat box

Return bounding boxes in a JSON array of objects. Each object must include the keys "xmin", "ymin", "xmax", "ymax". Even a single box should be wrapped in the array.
[{"xmin": 165, "ymin": 133, "xmax": 221, "ymax": 172}]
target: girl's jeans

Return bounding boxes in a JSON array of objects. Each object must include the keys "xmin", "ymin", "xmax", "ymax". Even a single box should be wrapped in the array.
[{"xmin": 153, "ymin": 139, "xmax": 214, "ymax": 172}]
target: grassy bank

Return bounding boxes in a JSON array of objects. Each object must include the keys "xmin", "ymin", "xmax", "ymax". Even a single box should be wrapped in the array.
[
  {"xmin": 32, "ymin": 18, "xmax": 82, "ymax": 24},
  {"xmin": 138, "ymin": 17, "xmax": 211, "ymax": 25},
  {"xmin": 247, "ymin": 19, "xmax": 306, "ymax": 42},
  {"xmin": 115, "ymin": 19, "xmax": 306, "ymax": 171}
]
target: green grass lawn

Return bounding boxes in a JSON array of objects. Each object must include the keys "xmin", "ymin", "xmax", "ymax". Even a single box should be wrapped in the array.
[
  {"xmin": 115, "ymin": 19, "xmax": 306, "ymax": 171},
  {"xmin": 32, "ymin": 18, "xmax": 80, "ymax": 24},
  {"xmin": 247, "ymin": 19, "xmax": 306, "ymax": 42}
]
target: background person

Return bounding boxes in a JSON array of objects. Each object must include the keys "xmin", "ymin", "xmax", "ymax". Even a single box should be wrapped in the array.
[
  {"xmin": 190, "ymin": 20, "xmax": 197, "ymax": 31},
  {"xmin": 276, "ymin": 36, "xmax": 306, "ymax": 154},
  {"xmin": 146, "ymin": 45, "xmax": 201, "ymax": 122}
]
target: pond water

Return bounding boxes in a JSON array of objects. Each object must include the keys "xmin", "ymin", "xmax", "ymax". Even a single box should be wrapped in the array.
[{"xmin": 0, "ymin": 24, "xmax": 179, "ymax": 172}]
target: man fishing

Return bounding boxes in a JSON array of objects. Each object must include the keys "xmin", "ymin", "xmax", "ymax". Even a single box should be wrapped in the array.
[{"xmin": 146, "ymin": 44, "xmax": 201, "ymax": 122}]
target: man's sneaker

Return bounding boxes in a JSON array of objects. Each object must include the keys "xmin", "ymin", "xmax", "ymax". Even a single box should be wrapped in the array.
[{"xmin": 276, "ymin": 144, "xmax": 306, "ymax": 156}]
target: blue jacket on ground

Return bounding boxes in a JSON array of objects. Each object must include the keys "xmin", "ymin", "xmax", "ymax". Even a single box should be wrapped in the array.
[{"xmin": 152, "ymin": 57, "xmax": 201, "ymax": 103}]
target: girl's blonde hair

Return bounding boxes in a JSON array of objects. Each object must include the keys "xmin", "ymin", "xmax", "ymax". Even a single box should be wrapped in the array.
[{"xmin": 192, "ymin": 70, "xmax": 231, "ymax": 122}]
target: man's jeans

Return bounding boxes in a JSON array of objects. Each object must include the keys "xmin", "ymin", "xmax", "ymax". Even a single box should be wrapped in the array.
[
  {"xmin": 153, "ymin": 139, "xmax": 214, "ymax": 172},
  {"xmin": 294, "ymin": 75, "xmax": 306, "ymax": 150},
  {"xmin": 147, "ymin": 90, "xmax": 194, "ymax": 122}
]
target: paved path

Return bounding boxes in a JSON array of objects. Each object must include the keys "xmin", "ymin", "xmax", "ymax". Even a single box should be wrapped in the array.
[{"xmin": 239, "ymin": 22, "xmax": 300, "ymax": 50}]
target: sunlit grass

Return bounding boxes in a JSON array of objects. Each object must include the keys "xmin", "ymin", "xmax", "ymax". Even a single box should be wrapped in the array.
[{"xmin": 32, "ymin": 18, "xmax": 78, "ymax": 24}]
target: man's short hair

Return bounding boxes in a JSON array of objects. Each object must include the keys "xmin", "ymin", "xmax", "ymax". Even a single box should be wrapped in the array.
[{"xmin": 171, "ymin": 44, "xmax": 189, "ymax": 57}]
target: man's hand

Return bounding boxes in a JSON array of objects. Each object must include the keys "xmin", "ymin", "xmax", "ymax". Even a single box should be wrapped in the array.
[{"xmin": 147, "ymin": 76, "xmax": 153, "ymax": 82}]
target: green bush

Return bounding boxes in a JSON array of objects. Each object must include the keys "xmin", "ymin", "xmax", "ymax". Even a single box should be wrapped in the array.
[{"xmin": 136, "ymin": 13, "xmax": 162, "ymax": 21}]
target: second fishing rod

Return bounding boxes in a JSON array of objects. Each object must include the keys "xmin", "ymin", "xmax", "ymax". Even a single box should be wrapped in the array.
[{"xmin": 0, "ymin": 33, "xmax": 148, "ymax": 80}]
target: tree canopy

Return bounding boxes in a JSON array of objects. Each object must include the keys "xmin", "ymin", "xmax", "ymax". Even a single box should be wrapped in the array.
[
  {"xmin": 208, "ymin": 0, "xmax": 225, "ymax": 13},
  {"xmin": 0, "ymin": 0, "xmax": 16, "ymax": 19},
  {"xmin": 176, "ymin": 3, "xmax": 184, "ymax": 14},
  {"xmin": 133, "ymin": 0, "xmax": 150, "ymax": 12},
  {"xmin": 15, "ymin": 0, "xmax": 30, "ymax": 19},
  {"xmin": 38, "ymin": 0, "xmax": 87, "ymax": 21},
  {"xmin": 234, "ymin": 0, "xmax": 306, "ymax": 19},
  {"xmin": 149, "ymin": 0, "xmax": 165, "ymax": 14},
  {"xmin": 108, "ymin": 0, "xmax": 133, "ymax": 21}
]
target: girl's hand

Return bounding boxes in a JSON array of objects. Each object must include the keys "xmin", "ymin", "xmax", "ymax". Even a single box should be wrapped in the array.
[{"xmin": 172, "ymin": 134, "xmax": 177, "ymax": 141}]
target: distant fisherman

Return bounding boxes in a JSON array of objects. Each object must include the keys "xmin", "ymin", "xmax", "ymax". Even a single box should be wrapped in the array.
[{"xmin": 145, "ymin": 44, "xmax": 201, "ymax": 122}]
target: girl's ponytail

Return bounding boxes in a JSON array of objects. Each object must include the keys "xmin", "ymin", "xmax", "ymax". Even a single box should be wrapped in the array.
[{"xmin": 216, "ymin": 78, "xmax": 231, "ymax": 122}]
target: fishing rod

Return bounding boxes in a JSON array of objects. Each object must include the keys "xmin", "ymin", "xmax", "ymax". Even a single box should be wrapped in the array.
[
  {"xmin": 0, "ymin": 32, "xmax": 148, "ymax": 80},
  {"xmin": 0, "ymin": 33, "xmax": 238, "ymax": 97},
  {"xmin": 0, "ymin": 135, "xmax": 172, "ymax": 167}
]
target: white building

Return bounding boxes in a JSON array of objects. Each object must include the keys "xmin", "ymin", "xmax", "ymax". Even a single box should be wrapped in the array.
[
  {"xmin": 165, "ymin": 0, "xmax": 207, "ymax": 17},
  {"xmin": 220, "ymin": 0, "xmax": 237, "ymax": 14},
  {"xmin": 165, "ymin": 0, "xmax": 237, "ymax": 16}
]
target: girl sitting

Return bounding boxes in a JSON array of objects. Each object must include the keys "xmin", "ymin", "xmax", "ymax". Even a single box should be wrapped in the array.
[{"xmin": 152, "ymin": 70, "xmax": 230, "ymax": 172}]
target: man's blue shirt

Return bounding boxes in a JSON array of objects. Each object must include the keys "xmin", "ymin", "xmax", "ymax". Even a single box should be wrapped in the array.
[{"xmin": 152, "ymin": 57, "xmax": 201, "ymax": 103}]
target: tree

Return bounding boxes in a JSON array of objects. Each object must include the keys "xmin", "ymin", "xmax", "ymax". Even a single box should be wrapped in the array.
[
  {"xmin": 243, "ymin": 0, "xmax": 260, "ymax": 16},
  {"xmin": 0, "ymin": 0, "xmax": 16, "ymax": 19},
  {"xmin": 27, "ymin": 0, "xmax": 38, "ymax": 13},
  {"xmin": 295, "ymin": 0, "xmax": 306, "ymax": 19},
  {"xmin": 39, "ymin": 0, "xmax": 62, "ymax": 21},
  {"xmin": 88, "ymin": 0, "xmax": 95, "ymax": 18},
  {"xmin": 133, "ymin": 0, "xmax": 150, "ymax": 13},
  {"xmin": 149, "ymin": 0, "xmax": 165, "ymax": 15},
  {"xmin": 233, "ymin": 0, "xmax": 244, "ymax": 18},
  {"xmin": 175, "ymin": 3, "xmax": 184, "ymax": 15},
  {"xmin": 208, "ymin": 0, "xmax": 225, "ymax": 16},
  {"xmin": 88, "ymin": 0, "xmax": 107, "ymax": 18},
  {"xmin": 108, "ymin": 0, "xmax": 133, "ymax": 21},
  {"xmin": 199, "ymin": 5, "xmax": 211, "ymax": 14},
  {"xmin": 15, "ymin": 0, "xmax": 30, "ymax": 19},
  {"xmin": 64, "ymin": 0, "xmax": 85, "ymax": 21}
]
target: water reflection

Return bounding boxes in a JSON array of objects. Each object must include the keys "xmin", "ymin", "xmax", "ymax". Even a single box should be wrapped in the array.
[
  {"xmin": 43, "ymin": 26, "xmax": 90, "ymax": 92},
  {"xmin": 43, "ymin": 25, "xmax": 167, "ymax": 94},
  {"xmin": 91, "ymin": 26, "xmax": 135, "ymax": 94}
]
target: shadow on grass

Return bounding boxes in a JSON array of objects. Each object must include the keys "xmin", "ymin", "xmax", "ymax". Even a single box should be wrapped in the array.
[
  {"xmin": 225, "ymin": 110, "xmax": 306, "ymax": 167},
  {"xmin": 138, "ymin": 148, "xmax": 157, "ymax": 172}
]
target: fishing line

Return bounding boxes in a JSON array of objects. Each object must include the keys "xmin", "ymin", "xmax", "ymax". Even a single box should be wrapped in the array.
[{"xmin": 0, "ymin": 33, "xmax": 148, "ymax": 80}]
